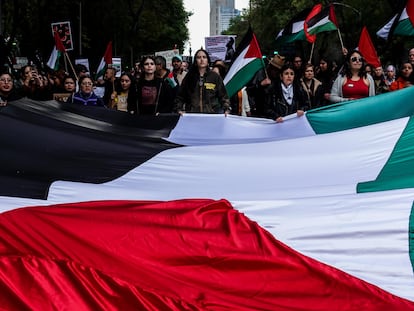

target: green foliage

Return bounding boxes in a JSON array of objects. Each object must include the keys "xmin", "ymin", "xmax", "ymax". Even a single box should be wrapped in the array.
[
  {"xmin": 226, "ymin": 0, "xmax": 413, "ymax": 66},
  {"xmin": 1, "ymin": 0, "xmax": 190, "ymax": 70}
]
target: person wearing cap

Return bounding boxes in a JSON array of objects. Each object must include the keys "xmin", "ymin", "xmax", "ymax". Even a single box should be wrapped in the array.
[
  {"xmin": 172, "ymin": 54, "xmax": 187, "ymax": 85},
  {"xmin": 245, "ymin": 54, "xmax": 285, "ymax": 117}
]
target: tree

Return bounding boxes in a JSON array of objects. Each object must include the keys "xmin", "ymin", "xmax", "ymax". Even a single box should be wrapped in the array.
[
  {"xmin": 225, "ymin": 0, "xmax": 412, "ymax": 66},
  {"xmin": 0, "ymin": 0, "xmax": 190, "ymax": 71}
]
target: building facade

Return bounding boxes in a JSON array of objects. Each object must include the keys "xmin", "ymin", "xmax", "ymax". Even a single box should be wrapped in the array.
[{"xmin": 210, "ymin": 0, "xmax": 240, "ymax": 35}]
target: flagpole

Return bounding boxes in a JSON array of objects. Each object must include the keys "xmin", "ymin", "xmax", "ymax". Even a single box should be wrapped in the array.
[
  {"xmin": 309, "ymin": 41, "xmax": 315, "ymax": 64},
  {"xmin": 64, "ymin": 52, "xmax": 78, "ymax": 81},
  {"xmin": 337, "ymin": 28, "xmax": 345, "ymax": 51}
]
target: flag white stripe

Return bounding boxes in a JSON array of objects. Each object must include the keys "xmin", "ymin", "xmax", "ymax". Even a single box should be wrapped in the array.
[
  {"xmin": 308, "ymin": 15, "xmax": 331, "ymax": 32},
  {"xmin": 1, "ymin": 116, "xmax": 413, "ymax": 301},
  {"xmin": 223, "ymin": 46, "xmax": 254, "ymax": 84}
]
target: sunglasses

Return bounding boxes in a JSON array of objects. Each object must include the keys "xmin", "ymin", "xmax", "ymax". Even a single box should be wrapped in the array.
[{"xmin": 351, "ymin": 57, "xmax": 363, "ymax": 63}]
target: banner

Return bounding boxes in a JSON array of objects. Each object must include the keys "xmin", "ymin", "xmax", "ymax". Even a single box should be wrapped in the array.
[{"xmin": 205, "ymin": 35, "xmax": 236, "ymax": 63}]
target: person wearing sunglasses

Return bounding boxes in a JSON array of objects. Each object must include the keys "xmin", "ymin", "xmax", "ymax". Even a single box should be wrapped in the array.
[{"xmin": 329, "ymin": 50, "xmax": 375, "ymax": 103}]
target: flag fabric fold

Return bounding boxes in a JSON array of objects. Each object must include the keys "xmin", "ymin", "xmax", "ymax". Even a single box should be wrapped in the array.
[
  {"xmin": 2, "ymin": 89, "xmax": 414, "ymax": 308},
  {"xmin": 46, "ymin": 31, "xmax": 66, "ymax": 70},
  {"xmin": 377, "ymin": 1, "xmax": 414, "ymax": 40},
  {"xmin": 358, "ymin": 26, "xmax": 381, "ymax": 68},
  {"xmin": 304, "ymin": 4, "xmax": 338, "ymax": 38},
  {"xmin": 223, "ymin": 27, "xmax": 264, "ymax": 98},
  {"xmin": 276, "ymin": 5, "xmax": 337, "ymax": 45},
  {"xmin": 304, "ymin": 4, "xmax": 322, "ymax": 43},
  {"xmin": 0, "ymin": 199, "xmax": 413, "ymax": 310},
  {"xmin": 96, "ymin": 41, "xmax": 113, "ymax": 79},
  {"xmin": 275, "ymin": 8, "xmax": 311, "ymax": 45}
]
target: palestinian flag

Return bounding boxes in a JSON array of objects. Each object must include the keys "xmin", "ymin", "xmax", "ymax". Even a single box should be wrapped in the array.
[
  {"xmin": 166, "ymin": 71, "xmax": 177, "ymax": 88},
  {"xmin": 223, "ymin": 27, "xmax": 264, "ymax": 98},
  {"xmin": 275, "ymin": 7, "xmax": 311, "ymax": 45},
  {"xmin": 46, "ymin": 31, "xmax": 66, "ymax": 70},
  {"xmin": 304, "ymin": 4, "xmax": 338, "ymax": 39},
  {"xmin": 276, "ymin": 5, "xmax": 337, "ymax": 46},
  {"xmin": 2, "ymin": 89, "xmax": 414, "ymax": 309},
  {"xmin": 95, "ymin": 41, "xmax": 113, "ymax": 79},
  {"xmin": 377, "ymin": 0, "xmax": 414, "ymax": 40}
]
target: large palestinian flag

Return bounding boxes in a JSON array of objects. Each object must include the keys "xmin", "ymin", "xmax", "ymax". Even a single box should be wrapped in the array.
[{"xmin": 2, "ymin": 88, "xmax": 414, "ymax": 310}]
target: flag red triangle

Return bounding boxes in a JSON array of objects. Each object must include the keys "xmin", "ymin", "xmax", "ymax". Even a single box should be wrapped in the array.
[
  {"xmin": 104, "ymin": 41, "xmax": 113, "ymax": 65},
  {"xmin": 244, "ymin": 33, "xmax": 262, "ymax": 59},
  {"xmin": 304, "ymin": 4, "xmax": 322, "ymax": 43},
  {"xmin": 358, "ymin": 26, "xmax": 381, "ymax": 68},
  {"xmin": 407, "ymin": 0, "xmax": 414, "ymax": 27},
  {"xmin": 329, "ymin": 4, "xmax": 339, "ymax": 27},
  {"xmin": 53, "ymin": 31, "xmax": 66, "ymax": 53}
]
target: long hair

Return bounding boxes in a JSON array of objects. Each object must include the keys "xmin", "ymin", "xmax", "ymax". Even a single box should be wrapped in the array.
[
  {"xmin": 184, "ymin": 49, "xmax": 212, "ymax": 90},
  {"xmin": 340, "ymin": 50, "xmax": 367, "ymax": 79},
  {"xmin": 116, "ymin": 72, "xmax": 138, "ymax": 110}
]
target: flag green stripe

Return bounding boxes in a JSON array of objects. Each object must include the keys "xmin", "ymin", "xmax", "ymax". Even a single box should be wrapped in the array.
[
  {"xmin": 308, "ymin": 21, "xmax": 337, "ymax": 35},
  {"xmin": 357, "ymin": 116, "xmax": 414, "ymax": 192},
  {"xmin": 306, "ymin": 87, "xmax": 414, "ymax": 134},
  {"xmin": 275, "ymin": 31, "xmax": 306, "ymax": 45},
  {"xmin": 225, "ymin": 58, "xmax": 263, "ymax": 98},
  {"xmin": 394, "ymin": 18, "xmax": 414, "ymax": 37}
]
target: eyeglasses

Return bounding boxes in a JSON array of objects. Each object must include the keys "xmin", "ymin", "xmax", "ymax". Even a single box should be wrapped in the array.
[
  {"xmin": 81, "ymin": 82, "xmax": 93, "ymax": 86},
  {"xmin": 351, "ymin": 57, "xmax": 363, "ymax": 63},
  {"xmin": 0, "ymin": 78, "xmax": 12, "ymax": 83}
]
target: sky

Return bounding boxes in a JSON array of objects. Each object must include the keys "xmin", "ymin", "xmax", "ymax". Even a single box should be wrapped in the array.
[{"xmin": 183, "ymin": 0, "xmax": 250, "ymax": 56}]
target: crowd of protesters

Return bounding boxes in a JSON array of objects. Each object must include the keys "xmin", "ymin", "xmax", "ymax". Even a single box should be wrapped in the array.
[{"xmin": 1, "ymin": 45, "xmax": 414, "ymax": 122}]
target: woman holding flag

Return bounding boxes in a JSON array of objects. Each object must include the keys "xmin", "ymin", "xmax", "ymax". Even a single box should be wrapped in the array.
[{"xmin": 264, "ymin": 63, "xmax": 308, "ymax": 123}]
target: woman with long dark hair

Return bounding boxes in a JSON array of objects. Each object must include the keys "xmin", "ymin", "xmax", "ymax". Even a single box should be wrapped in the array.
[
  {"xmin": 110, "ymin": 72, "xmax": 138, "ymax": 113},
  {"xmin": 329, "ymin": 50, "xmax": 375, "ymax": 103},
  {"xmin": 174, "ymin": 49, "xmax": 230, "ymax": 114},
  {"xmin": 264, "ymin": 63, "xmax": 308, "ymax": 123},
  {"xmin": 136, "ymin": 55, "xmax": 175, "ymax": 115}
]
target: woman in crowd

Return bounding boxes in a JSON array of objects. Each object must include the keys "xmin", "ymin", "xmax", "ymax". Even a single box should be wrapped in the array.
[
  {"xmin": 54, "ymin": 75, "xmax": 77, "ymax": 102},
  {"xmin": 301, "ymin": 63, "xmax": 323, "ymax": 109},
  {"xmin": 135, "ymin": 55, "xmax": 175, "ymax": 115},
  {"xmin": 174, "ymin": 48, "xmax": 230, "ymax": 114},
  {"xmin": 329, "ymin": 50, "xmax": 375, "ymax": 103},
  {"xmin": 110, "ymin": 72, "xmax": 138, "ymax": 113},
  {"xmin": 0, "ymin": 72, "xmax": 21, "ymax": 106},
  {"xmin": 17, "ymin": 65, "xmax": 48, "ymax": 100},
  {"xmin": 264, "ymin": 63, "xmax": 308, "ymax": 122},
  {"xmin": 315, "ymin": 57, "xmax": 335, "ymax": 106},
  {"xmin": 389, "ymin": 61, "xmax": 413, "ymax": 91},
  {"xmin": 68, "ymin": 76, "xmax": 105, "ymax": 106}
]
